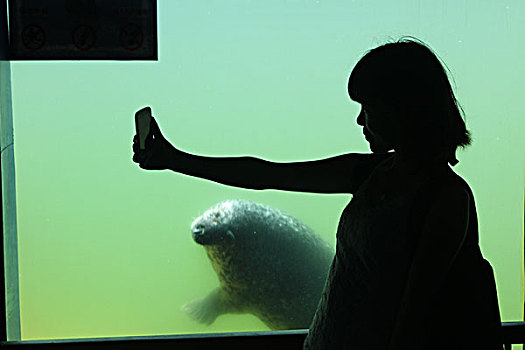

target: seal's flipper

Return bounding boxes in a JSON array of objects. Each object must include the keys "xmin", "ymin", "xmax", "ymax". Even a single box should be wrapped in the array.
[{"xmin": 182, "ymin": 287, "xmax": 231, "ymax": 325}]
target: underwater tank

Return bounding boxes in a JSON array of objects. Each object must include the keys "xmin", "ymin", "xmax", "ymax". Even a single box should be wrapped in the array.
[{"xmin": 1, "ymin": 0, "xmax": 524, "ymax": 346}]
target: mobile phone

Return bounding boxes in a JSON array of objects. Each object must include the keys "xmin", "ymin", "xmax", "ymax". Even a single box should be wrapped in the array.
[{"xmin": 135, "ymin": 106, "xmax": 152, "ymax": 150}]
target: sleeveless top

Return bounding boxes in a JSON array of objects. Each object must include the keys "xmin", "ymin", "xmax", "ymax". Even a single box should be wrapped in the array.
[{"xmin": 304, "ymin": 158, "xmax": 502, "ymax": 350}]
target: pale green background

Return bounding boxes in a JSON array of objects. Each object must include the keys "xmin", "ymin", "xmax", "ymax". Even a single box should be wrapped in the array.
[{"xmin": 8, "ymin": 0, "xmax": 524, "ymax": 342}]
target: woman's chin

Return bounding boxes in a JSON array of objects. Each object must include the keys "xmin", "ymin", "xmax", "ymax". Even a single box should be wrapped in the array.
[{"xmin": 369, "ymin": 143, "xmax": 391, "ymax": 153}]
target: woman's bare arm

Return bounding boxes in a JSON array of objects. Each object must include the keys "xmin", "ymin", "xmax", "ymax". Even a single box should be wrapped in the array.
[
  {"xmin": 132, "ymin": 118, "xmax": 389, "ymax": 194},
  {"xmin": 162, "ymin": 152, "xmax": 381, "ymax": 193}
]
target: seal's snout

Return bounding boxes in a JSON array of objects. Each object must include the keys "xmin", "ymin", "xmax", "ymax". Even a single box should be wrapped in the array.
[
  {"xmin": 193, "ymin": 224, "xmax": 205, "ymax": 235},
  {"xmin": 192, "ymin": 223, "xmax": 210, "ymax": 245},
  {"xmin": 192, "ymin": 224, "xmax": 206, "ymax": 242}
]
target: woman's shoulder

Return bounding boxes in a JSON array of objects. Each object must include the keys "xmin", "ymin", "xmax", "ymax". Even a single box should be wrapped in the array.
[
  {"xmin": 342, "ymin": 152, "xmax": 394, "ymax": 194},
  {"xmin": 435, "ymin": 167, "xmax": 474, "ymax": 201},
  {"xmin": 419, "ymin": 168, "xmax": 474, "ymax": 237},
  {"xmin": 434, "ymin": 179, "xmax": 470, "ymax": 211},
  {"xmin": 350, "ymin": 152, "xmax": 394, "ymax": 167}
]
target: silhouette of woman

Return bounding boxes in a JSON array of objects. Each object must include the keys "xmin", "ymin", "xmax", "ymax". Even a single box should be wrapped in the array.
[{"xmin": 132, "ymin": 38, "xmax": 502, "ymax": 349}]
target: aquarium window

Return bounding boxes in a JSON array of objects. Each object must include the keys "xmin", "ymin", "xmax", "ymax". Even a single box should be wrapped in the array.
[{"xmin": 2, "ymin": 0, "xmax": 524, "ymax": 345}]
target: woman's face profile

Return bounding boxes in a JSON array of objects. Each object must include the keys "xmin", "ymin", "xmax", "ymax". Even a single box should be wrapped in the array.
[{"xmin": 356, "ymin": 103, "xmax": 396, "ymax": 153}]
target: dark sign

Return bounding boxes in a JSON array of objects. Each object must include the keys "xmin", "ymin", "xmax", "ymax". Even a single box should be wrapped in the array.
[{"xmin": 8, "ymin": 0, "xmax": 157, "ymax": 60}]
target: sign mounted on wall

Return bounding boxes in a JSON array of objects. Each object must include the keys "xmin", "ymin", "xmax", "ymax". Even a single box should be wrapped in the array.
[{"xmin": 8, "ymin": 0, "xmax": 157, "ymax": 60}]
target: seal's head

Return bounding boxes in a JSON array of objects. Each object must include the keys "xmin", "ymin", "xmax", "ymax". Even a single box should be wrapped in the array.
[{"xmin": 191, "ymin": 201, "xmax": 236, "ymax": 246}]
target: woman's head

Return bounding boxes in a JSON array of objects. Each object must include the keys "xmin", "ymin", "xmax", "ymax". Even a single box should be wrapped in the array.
[{"xmin": 348, "ymin": 37, "xmax": 471, "ymax": 165}]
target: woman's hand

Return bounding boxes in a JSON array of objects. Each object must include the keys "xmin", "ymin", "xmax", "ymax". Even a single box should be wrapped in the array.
[{"xmin": 132, "ymin": 117, "xmax": 178, "ymax": 170}]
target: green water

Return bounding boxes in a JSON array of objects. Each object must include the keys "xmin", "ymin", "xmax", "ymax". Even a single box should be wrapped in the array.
[{"xmin": 7, "ymin": 0, "xmax": 524, "ymax": 341}]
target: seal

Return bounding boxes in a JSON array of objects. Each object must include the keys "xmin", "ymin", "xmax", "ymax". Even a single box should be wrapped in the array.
[{"xmin": 182, "ymin": 199, "xmax": 334, "ymax": 330}]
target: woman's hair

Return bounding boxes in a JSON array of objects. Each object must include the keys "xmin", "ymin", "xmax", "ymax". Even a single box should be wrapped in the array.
[{"xmin": 348, "ymin": 37, "xmax": 471, "ymax": 166}]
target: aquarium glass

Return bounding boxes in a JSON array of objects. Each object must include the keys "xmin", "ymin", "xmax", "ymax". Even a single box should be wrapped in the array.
[{"xmin": 5, "ymin": 0, "xmax": 524, "ymax": 341}]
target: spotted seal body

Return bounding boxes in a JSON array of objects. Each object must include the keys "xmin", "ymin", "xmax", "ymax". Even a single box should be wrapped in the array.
[{"xmin": 182, "ymin": 199, "xmax": 334, "ymax": 330}]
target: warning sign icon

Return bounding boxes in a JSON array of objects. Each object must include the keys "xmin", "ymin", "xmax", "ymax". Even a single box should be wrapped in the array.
[
  {"xmin": 21, "ymin": 24, "xmax": 46, "ymax": 51},
  {"xmin": 72, "ymin": 25, "xmax": 97, "ymax": 51},
  {"xmin": 119, "ymin": 23, "xmax": 143, "ymax": 51}
]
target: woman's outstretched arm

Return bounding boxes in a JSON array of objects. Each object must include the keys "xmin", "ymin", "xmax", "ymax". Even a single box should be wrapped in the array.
[{"xmin": 132, "ymin": 118, "xmax": 389, "ymax": 194}]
